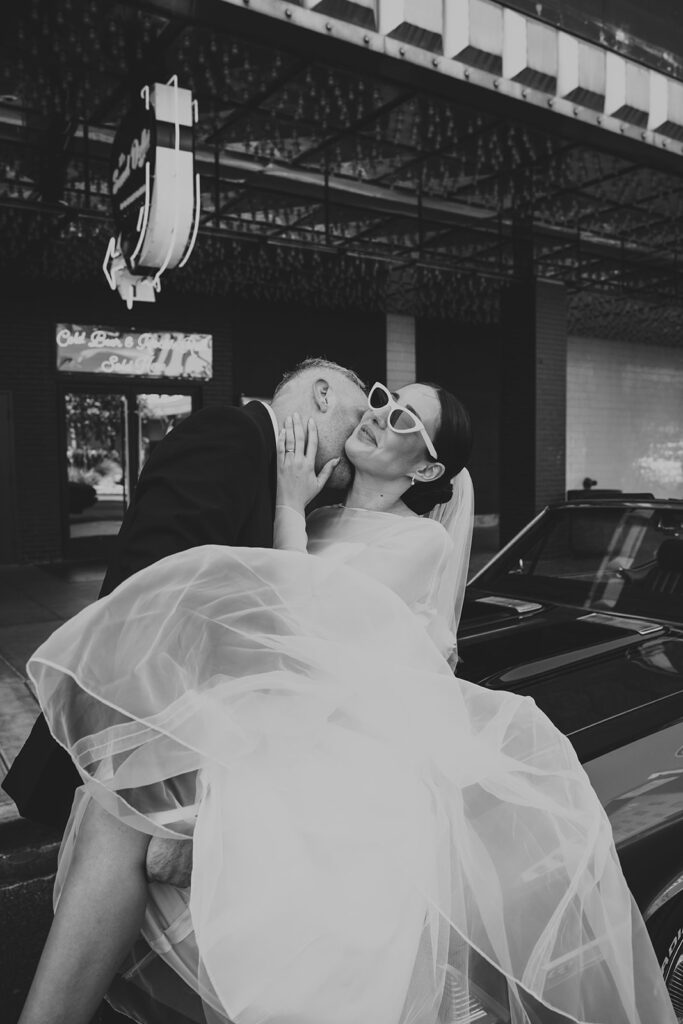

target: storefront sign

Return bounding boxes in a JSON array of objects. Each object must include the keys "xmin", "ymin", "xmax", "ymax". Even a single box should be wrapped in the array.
[
  {"xmin": 110, "ymin": 102, "xmax": 156, "ymax": 250},
  {"xmin": 56, "ymin": 325, "xmax": 212, "ymax": 380},
  {"xmin": 103, "ymin": 77, "xmax": 200, "ymax": 309}
]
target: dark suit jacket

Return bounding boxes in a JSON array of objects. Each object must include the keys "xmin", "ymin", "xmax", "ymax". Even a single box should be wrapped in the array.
[{"xmin": 2, "ymin": 402, "xmax": 277, "ymax": 828}]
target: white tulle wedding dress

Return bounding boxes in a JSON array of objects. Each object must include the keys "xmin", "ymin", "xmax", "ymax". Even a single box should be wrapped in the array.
[{"xmin": 29, "ymin": 505, "xmax": 676, "ymax": 1024}]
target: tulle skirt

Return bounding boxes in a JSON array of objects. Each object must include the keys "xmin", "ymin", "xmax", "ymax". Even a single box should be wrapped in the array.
[{"xmin": 30, "ymin": 545, "xmax": 676, "ymax": 1024}]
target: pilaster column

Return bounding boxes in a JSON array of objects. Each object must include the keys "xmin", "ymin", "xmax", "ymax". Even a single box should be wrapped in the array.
[
  {"xmin": 386, "ymin": 313, "xmax": 416, "ymax": 390},
  {"xmin": 499, "ymin": 278, "xmax": 567, "ymax": 542}
]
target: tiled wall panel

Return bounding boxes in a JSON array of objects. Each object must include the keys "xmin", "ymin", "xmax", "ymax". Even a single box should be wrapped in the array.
[{"xmin": 567, "ymin": 335, "xmax": 683, "ymax": 498}]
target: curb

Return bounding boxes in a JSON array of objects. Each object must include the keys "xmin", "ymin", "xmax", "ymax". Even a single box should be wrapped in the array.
[{"xmin": 0, "ymin": 818, "xmax": 60, "ymax": 885}]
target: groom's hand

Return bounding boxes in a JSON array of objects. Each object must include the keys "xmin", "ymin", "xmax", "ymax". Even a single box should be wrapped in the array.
[{"xmin": 146, "ymin": 836, "xmax": 193, "ymax": 887}]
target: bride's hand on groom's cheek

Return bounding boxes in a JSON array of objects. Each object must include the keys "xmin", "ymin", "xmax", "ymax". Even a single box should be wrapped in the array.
[
  {"xmin": 146, "ymin": 836, "xmax": 193, "ymax": 888},
  {"xmin": 277, "ymin": 412, "xmax": 339, "ymax": 512}
]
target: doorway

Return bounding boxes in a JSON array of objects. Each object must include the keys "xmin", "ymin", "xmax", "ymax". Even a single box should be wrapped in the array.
[{"xmin": 63, "ymin": 384, "xmax": 197, "ymax": 558}]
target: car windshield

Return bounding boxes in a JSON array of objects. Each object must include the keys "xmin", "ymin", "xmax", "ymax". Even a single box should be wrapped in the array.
[{"xmin": 471, "ymin": 505, "xmax": 683, "ymax": 624}]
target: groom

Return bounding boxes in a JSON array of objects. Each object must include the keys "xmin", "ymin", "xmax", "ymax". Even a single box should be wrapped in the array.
[
  {"xmin": 3, "ymin": 358, "xmax": 366, "ymax": 834},
  {"xmin": 11, "ymin": 357, "xmax": 368, "ymax": 1024}
]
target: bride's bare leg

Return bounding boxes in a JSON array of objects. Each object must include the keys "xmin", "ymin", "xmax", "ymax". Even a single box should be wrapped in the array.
[{"xmin": 18, "ymin": 798, "xmax": 150, "ymax": 1024}]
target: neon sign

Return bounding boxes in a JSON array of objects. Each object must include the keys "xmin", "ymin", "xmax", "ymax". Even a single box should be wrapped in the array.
[
  {"xmin": 56, "ymin": 325, "xmax": 212, "ymax": 380},
  {"xmin": 103, "ymin": 78, "xmax": 200, "ymax": 309},
  {"xmin": 111, "ymin": 128, "xmax": 152, "ymax": 198}
]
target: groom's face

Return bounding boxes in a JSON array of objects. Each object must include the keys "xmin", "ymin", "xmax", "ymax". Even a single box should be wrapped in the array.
[{"xmin": 315, "ymin": 377, "xmax": 367, "ymax": 488}]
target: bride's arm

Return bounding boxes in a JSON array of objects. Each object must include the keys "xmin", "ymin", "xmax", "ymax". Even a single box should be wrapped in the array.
[
  {"xmin": 274, "ymin": 413, "xmax": 339, "ymax": 552},
  {"xmin": 274, "ymin": 504, "xmax": 308, "ymax": 552}
]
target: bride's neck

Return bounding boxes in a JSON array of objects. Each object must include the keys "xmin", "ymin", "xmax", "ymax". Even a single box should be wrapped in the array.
[{"xmin": 345, "ymin": 472, "xmax": 412, "ymax": 515}]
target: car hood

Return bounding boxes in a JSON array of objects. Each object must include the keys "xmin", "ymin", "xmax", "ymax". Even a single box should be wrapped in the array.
[
  {"xmin": 458, "ymin": 594, "xmax": 666, "ymax": 685},
  {"xmin": 459, "ymin": 592, "xmax": 683, "ymax": 763}
]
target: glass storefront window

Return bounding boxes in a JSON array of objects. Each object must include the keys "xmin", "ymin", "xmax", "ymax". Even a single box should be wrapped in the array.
[
  {"xmin": 65, "ymin": 392, "xmax": 129, "ymax": 541},
  {"xmin": 137, "ymin": 393, "xmax": 193, "ymax": 472},
  {"xmin": 63, "ymin": 387, "xmax": 197, "ymax": 554}
]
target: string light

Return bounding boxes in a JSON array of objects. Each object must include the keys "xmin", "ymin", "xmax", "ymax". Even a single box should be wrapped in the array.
[{"xmin": 1, "ymin": 0, "xmax": 683, "ymax": 322}]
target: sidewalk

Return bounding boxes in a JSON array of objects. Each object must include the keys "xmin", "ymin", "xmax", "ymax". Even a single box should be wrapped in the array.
[{"xmin": 0, "ymin": 561, "xmax": 110, "ymax": 1022}]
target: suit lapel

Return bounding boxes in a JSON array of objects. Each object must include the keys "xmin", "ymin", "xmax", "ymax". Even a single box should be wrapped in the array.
[{"xmin": 242, "ymin": 401, "xmax": 277, "ymax": 513}]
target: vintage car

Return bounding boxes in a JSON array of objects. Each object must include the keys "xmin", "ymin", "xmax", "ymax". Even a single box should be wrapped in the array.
[{"xmin": 458, "ymin": 497, "xmax": 683, "ymax": 1018}]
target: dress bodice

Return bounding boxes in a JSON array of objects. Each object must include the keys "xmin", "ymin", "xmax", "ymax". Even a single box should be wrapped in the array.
[{"xmin": 306, "ymin": 505, "xmax": 458, "ymax": 658}]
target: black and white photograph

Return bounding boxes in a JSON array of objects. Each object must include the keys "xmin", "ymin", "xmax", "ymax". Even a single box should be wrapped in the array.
[{"xmin": 1, "ymin": 2, "xmax": 683, "ymax": 1022}]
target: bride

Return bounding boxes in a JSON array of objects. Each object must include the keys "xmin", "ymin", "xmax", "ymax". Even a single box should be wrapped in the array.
[{"xmin": 20, "ymin": 381, "xmax": 675, "ymax": 1024}]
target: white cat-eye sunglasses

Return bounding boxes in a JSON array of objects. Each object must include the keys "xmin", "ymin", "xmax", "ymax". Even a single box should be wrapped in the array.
[{"xmin": 367, "ymin": 383, "xmax": 438, "ymax": 460}]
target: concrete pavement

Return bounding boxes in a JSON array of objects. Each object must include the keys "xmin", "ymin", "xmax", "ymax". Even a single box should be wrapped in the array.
[{"xmin": 0, "ymin": 561, "xmax": 111, "ymax": 1023}]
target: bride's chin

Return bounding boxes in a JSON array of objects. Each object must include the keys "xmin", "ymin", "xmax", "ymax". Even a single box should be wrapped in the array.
[
  {"xmin": 345, "ymin": 437, "xmax": 361, "ymax": 461},
  {"xmin": 346, "ymin": 444, "xmax": 372, "ymax": 472}
]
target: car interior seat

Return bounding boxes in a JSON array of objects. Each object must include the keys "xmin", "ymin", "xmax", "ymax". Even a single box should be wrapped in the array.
[
  {"xmin": 614, "ymin": 537, "xmax": 683, "ymax": 618},
  {"xmin": 645, "ymin": 539, "xmax": 683, "ymax": 596}
]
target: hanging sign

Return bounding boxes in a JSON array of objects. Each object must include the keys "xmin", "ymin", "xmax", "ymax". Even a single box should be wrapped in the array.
[
  {"xmin": 103, "ymin": 77, "xmax": 200, "ymax": 309},
  {"xmin": 56, "ymin": 324, "xmax": 212, "ymax": 380}
]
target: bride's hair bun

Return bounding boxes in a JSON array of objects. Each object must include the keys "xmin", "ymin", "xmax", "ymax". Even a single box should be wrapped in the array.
[
  {"xmin": 407, "ymin": 478, "xmax": 454, "ymax": 515},
  {"xmin": 402, "ymin": 386, "xmax": 472, "ymax": 515}
]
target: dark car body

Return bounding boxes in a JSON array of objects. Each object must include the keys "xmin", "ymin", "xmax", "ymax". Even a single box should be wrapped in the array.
[{"xmin": 459, "ymin": 498, "xmax": 683, "ymax": 1010}]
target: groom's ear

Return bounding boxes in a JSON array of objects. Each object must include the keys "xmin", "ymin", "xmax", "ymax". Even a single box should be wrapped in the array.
[
  {"xmin": 414, "ymin": 461, "xmax": 445, "ymax": 484},
  {"xmin": 312, "ymin": 378, "xmax": 330, "ymax": 412}
]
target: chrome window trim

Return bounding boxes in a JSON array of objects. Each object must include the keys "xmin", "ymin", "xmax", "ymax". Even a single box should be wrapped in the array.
[{"xmin": 645, "ymin": 872, "xmax": 683, "ymax": 922}]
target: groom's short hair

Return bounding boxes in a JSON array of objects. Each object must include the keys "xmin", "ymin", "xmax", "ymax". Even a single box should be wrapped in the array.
[{"xmin": 274, "ymin": 358, "xmax": 365, "ymax": 397}]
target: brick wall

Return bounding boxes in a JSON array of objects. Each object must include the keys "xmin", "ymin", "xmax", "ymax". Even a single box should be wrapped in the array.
[
  {"xmin": 499, "ymin": 280, "xmax": 567, "ymax": 540},
  {"xmin": 233, "ymin": 305, "xmax": 385, "ymax": 397},
  {"xmin": 567, "ymin": 335, "xmax": 683, "ymax": 498},
  {"xmin": 195, "ymin": 323, "xmax": 232, "ymax": 409},
  {"xmin": 499, "ymin": 282, "xmax": 536, "ymax": 539},
  {"xmin": 535, "ymin": 281, "xmax": 567, "ymax": 510},
  {"xmin": 0, "ymin": 309, "xmax": 62, "ymax": 564},
  {"xmin": 1, "ymin": 283, "xmax": 236, "ymax": 564},
  {"xmin": 1, "ymin": 287, "xmax": 386, "ymax": 564}
]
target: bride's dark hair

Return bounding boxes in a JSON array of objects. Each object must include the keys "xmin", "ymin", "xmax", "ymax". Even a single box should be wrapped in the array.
[{"xmin": 402, "ymin": 384, "xmax": 472, "ymax": 515}]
